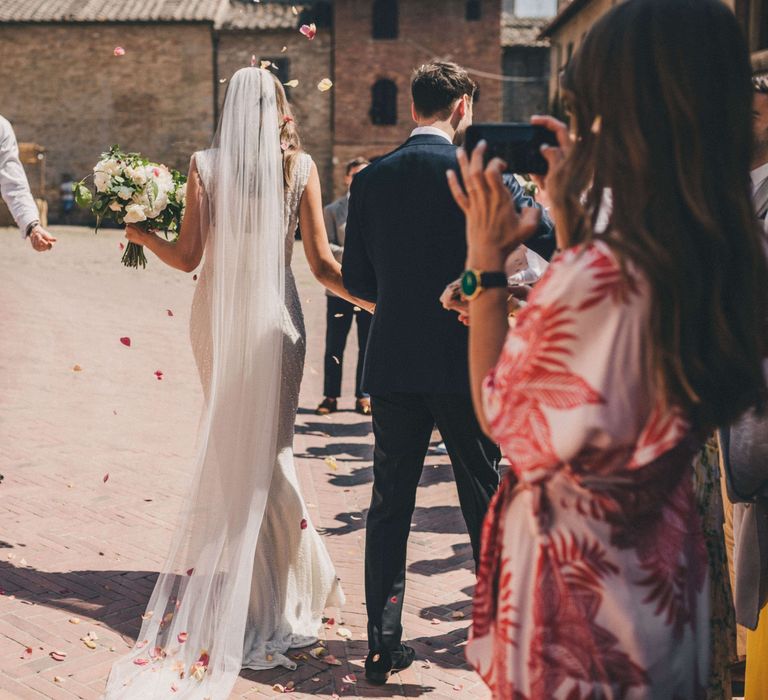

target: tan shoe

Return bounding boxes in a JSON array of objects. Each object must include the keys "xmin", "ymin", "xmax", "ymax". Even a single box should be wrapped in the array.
[{"xmin": 355, "ymin": 397, "xmax": 372, "ymax": 415}]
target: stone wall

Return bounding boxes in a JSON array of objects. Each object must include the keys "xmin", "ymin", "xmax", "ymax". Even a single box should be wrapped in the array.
[
  {"xmin": 502, "ymin": 46, "xmax": 549, "ymax": 121},
  {"xmin": 0, "ymin": 23, "xmax": 215, "ymax": 223},
  {"xmin": 332, "ymin": 0, "xmax": 503, "ymax": 197}
]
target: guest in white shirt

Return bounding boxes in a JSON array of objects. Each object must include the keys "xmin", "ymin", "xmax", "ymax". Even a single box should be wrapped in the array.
[
  {"xmin": 752, "ymin": 75, "xmax": 768, "ymax": 222},
  {"xmin": 0, "ymin": 115, "xmax": 56, "ymax": 251}
]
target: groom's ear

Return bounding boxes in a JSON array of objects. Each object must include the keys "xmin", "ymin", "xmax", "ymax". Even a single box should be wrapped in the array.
[{"xmin": 411, "ymin": 102, "xmax": 419, "ymax": 124}]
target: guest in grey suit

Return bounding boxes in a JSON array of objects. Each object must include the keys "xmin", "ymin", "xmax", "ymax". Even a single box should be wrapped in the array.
[{"xmin": 315, "ymin": 157, "xmax": 372, "ymax": 416}]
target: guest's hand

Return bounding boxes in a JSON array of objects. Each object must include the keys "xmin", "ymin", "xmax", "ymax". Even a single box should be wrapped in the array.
[
  {"xmin": 529, "ymin": 115, "xmax": 572, "ymax": 201},
  {"xmin": 440, "ymin": 279, "xmax": 468, "ymax": 314},
  {"xmin": 28, "ymin": 225, "xmax": 57, "ymax": 252},
  {"xmin": 447, "ymin": 142, "xmax": 541, "ymax": 269}
]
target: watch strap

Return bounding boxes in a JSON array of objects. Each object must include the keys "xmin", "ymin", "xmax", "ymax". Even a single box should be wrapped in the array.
[{"xmin": 479, "ymin": 272, "xmax": 508, "ymax": 289}]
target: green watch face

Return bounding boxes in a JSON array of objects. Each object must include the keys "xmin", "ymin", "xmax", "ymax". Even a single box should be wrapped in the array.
[{"xmin": 461, "ymin": 270, "xmax": 479, "ymax": 297}]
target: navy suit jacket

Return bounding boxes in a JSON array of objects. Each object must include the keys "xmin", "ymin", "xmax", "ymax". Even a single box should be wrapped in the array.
[{"xmin": 342, "ymin": 134, "xmax": 555, "ymax": 396}]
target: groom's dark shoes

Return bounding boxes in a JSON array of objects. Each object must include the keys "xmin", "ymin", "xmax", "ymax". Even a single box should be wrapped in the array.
[{"xmin": 364, "ymin": 644, "xmax": 416, "ymax": 685}]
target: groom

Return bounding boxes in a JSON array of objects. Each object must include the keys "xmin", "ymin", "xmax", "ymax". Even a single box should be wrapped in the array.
[{"xmin": 343, "ymin": 61, "xmax": 555, "ymax": 684}]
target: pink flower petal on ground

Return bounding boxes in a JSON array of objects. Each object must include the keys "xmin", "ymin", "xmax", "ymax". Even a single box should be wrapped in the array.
[
  {"xmin": 186, "ymin": 568, "xmax": 194, "ymax": 576},
  {"xmin": 193, "ymin": 274, "xmax": 198, "ymax": 281},
  {"xmin": 50, "ymin": 651, "xmax": 67, "ymax": 661},
  {"xmin": 342, "ymin": 674, "xmax": 357, "ymax": 684},
  {"xmin": 155, "ymin": 371, "xmax": 164, "ymax": 380},
  {"xmin": 120, "ymin": 337, "xmax": 131, "ymax": 347},
  {"xmin": 167, "ymin": 309, "xmax": 174, "ymax": 317},
  {"xmin": 177, "ymin": 632, "xmax": 188, "ymax": 644},
  {"xmin": 323, "ymin": 654, "xmax": 342, "ymax": 666},
  {"xmin": 20, "ymin": 646, "xmax": 32, "ymax": 660},
  {"xmin": 300, "ymin": 518, "xmax": 308, "ymax": 530},
  {"xmin": 103, "ymin": 473, "xmax": 109, "ymax": 483},
  {"xmin": 299, "ymin": 23, "xmax": 317, "ymax": 39},
  {"xmin": 113, "ymin": 46, "xmax": 125, "ymax": 57},
  {"xmin": 133, "ymin": 658, "xmax": 149, "ymax": 666}
]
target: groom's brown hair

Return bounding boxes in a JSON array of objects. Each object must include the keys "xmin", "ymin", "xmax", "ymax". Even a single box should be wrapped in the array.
[{"xmin": 411, "ymin": 61, "xmax": 477, "ymax": 119}]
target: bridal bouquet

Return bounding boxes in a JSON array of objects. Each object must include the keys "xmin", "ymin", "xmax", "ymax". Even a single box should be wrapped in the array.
[{"xmin": 74, "ymin": 146, "xmax": 187, "ymax": 269}]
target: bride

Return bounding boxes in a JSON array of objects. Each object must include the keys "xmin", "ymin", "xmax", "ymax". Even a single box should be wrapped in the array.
[{"xmin": 104, "ymin": 67, "xmax": 372, "ymax": 698}]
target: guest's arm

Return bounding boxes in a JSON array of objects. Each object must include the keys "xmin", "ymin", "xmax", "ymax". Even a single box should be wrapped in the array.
[
  {"xmin": 125, "ymin": 156, "xmax": 205, "ymax": 272},
  {"xmin": 323, "ymin": 203, "xmax": 344, "ymax": 260},
  {"xmin": 341, "ymin": 174, "xmax": 377, "ymax": 303},
  {"xmin": 504, "ymin": 174, "xmax": 556, "ymax": 261},
  {"xmin": 299, "ymin": 163, "xmax": 374, "ymax": 312},
  {"xmin": 447, "ymin": 145, "xmax": 541, "ymax": 435}
]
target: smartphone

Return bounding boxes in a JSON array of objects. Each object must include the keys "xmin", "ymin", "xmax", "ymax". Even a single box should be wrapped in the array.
[{"xmin": 464, "ymin": 123, "xmax": 558, "ymax": 175}]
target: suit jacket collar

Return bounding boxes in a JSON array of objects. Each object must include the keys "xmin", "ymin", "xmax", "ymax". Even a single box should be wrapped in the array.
[{"xmin": 402, "ymin": 133, "xmax": 457, "ymax": 148}]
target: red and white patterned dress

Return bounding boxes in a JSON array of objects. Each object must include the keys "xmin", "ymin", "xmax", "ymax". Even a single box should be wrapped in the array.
[{"xmin": 467, "ymin": 241, "xmax": 710, "ymax": 699}]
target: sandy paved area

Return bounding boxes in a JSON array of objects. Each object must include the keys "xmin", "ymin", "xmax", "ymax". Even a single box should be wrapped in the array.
[{"xmin": 0, "ymin": 226, "xmax": 489, "ymax": 699}]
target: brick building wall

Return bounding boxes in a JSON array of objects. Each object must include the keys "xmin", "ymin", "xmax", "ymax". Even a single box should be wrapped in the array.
[
  {"xmin": 503, "ymin": 45, "xmax": 549, "ymax": 121},
  {"xmin": 0, "ymin": 23, "xmax": 215, "ymax": 223},
  {"xmin": 217, "ymin": 28, "xmax": 335, "ymax": 197},
  {"xmin": 332, "ymin": 0, "xmax": 503, "ymax": 197}
]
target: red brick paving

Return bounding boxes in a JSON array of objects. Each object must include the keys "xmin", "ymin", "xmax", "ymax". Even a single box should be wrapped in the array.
[{"xmin": 0, "ymin": 227, "xmax": 490, "ymax": 699}]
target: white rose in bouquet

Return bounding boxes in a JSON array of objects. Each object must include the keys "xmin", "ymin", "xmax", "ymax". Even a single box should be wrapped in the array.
[
  {"xmin": 125, "ymin": 165, "xmax": 148, "ymax": 186},
  {"xmin": 93, "ymin": 170, "xmax": 112, "ymax": 193},
  {"xmin": 109, "ymin": 201, "xmax": 123, "ymax": 212},
  {"xmin": 116, "ymin": 186, "xmax": 133, "ymax": 200},
  {"xmin": 124, "ymin": 203, "xmax": 148, "ymax": 224}
]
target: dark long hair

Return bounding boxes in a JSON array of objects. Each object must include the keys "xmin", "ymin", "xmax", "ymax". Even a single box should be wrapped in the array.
[{"xmin": 552, "ymin": 0, "xmax": 767, "ymax": 431}]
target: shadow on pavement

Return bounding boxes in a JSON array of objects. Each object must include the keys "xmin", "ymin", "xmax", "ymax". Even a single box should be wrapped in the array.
[
  {"xmin": 408, "ymin": 542, "xmax": 475, "ymax": 576},
  {"xmin": 321, "ymin": 504, "xmax": 468, "ymax": 538}
]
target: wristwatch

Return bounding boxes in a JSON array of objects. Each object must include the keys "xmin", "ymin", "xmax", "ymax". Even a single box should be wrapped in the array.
[
  {"xmin": 25, "ymin": 220, "xmax": 40, "ymax": 237},
  {"xmin": 460, "ymin": 269, "xmax": 508, "ymax": 301}
]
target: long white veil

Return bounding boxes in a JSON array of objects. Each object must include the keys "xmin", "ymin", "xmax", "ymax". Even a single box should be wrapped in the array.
[{"xmin": 104, "ymin": 68, "xmax": 285, "ymax": 699}]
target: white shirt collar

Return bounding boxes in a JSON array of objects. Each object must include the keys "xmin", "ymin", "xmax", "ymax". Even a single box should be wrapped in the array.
[
  {"xmin": 751, "ymin": 161, "xmax": 768, "ymax": 189},
  {"xmin": 410, "ymin": 126, "xmax": 453, "ymax": 144}
]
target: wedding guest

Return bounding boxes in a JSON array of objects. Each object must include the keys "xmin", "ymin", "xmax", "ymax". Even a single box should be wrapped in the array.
[
  {"xmin": 447, "ymin": 1, "xmax": 767, "ymax": 696},
  {"xmin": 316, "ymin": 157, "xmax": 372, "ymax": 416},
  {"xmin": 342, "ymin": 60, "xmax": 554, "ymax": 685},
  {"xmin": 751, "ymin": 74, "xmax": 768, "ymax": 221},
  {"xmin": 0, "ymin": 115, "xmax": 56, "ymax": 251}
]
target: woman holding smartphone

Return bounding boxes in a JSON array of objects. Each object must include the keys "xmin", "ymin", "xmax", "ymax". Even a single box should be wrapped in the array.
[{"xmin": 447, "ymin": 0, "xmax": 767, "ymax": 697}]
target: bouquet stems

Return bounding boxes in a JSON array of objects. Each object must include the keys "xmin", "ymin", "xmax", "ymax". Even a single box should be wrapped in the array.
[{"xmin": 121, "ymin": 242, "xmax": 148, "ymax": 269}]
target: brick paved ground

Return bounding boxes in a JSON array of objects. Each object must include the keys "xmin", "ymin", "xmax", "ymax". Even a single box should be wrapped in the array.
[{"xmin": 0, "ymin": 227, "xmax": 490, "ymax": 700}]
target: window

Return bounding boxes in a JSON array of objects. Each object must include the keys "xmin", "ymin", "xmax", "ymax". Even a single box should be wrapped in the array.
[
  {"xmin": 372, "ymin": 0, "xmax": 398, "ymax": 39},
  {"xmin": 370, "ymin": 79, "xmax": 398, "ymax": 125},
  {"xmin": 261, "ymin": 57, "xmax": 291, "ymax": 94},
  {"xmin": 466, "ymin": 1, "xmax": 482, "ymax": 20}
]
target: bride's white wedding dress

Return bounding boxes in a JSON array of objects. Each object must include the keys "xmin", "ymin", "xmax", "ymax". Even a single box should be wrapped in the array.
[
  {"xmin": 104, "ymin": 68, "xmax": 342, "ymax": 700},
  {"xmin": 190, "ymin": 149, "xmax": 343, "ymax": 671}
]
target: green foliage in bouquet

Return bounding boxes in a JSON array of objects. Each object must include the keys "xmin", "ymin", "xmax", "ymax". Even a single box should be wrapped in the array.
[{"xmin": 74, "ymin": 145, "xmax": 187, "ymax": 269}]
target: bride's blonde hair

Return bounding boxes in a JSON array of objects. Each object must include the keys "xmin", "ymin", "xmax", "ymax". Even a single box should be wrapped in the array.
[{"xmin": 271, "ymin": 73, "xmax": 302, "ymax": 190}]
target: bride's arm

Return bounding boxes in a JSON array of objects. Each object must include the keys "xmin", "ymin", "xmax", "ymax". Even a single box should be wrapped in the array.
[
  {"xmin": 299, "ymin": 163, "xmax": 374, "ymax": 313},
  {"xmin": 124, "ymin": 157, "xmax": 205, "ymax": 273}
]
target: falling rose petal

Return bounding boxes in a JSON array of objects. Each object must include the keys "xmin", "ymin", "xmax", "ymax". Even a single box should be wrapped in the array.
[
  {"xmin": 167, "ymin": 309, "xmax": 174, "ymax": 317},
  {"xmin": 50, "ymin": 651, "xmax": 67, "ymax": 661},
  {"xmin": 120, "ymin": 336, "xmax": 131, "ymax": 347},
  {"xmin": 133, "ymin": 658, "xmax": 149, "ymax": 666},
  {"xmin": 113, "ymin": 46, "xmax": 126, "ymax": 57},
  {"xmin": 103, "ymin": 473, "xmax": 109, "ymax": 483},
  {"xmin": 219, "ymin": 77, "xmax": 228, "ymax": 84},
  {"xmin": 324, "ymin": 456, "xmax": 338, "ymax": 471},
  {"xmin": 300, "ymin": 518, "xmax": 308, "ymax": 530},
  {"xmin": 177, "ymin": 632, "xmax": 188, "ymax": 644},
  {"xmin": 332, "ymin": 355, "xmax": 340, "ymax": 365},
  {"xmin": 20, "ymin": 646, "xmax": 32, "ymax": 660},
  {"xmin": 283, "ymin": 79, "xmax": 299, "ymax": 88},
  {"xmin": 299, "ymin": 22, "xmax": 317, "ymax": 39},
  {"xmin": 317, "ymin": 78, "xmax": 333, "ymax": 92}
]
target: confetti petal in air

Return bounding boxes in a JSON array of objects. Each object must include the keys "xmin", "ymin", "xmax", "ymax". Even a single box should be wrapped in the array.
[
  {"xmin": 291, "ymin": 5, "xmax": 298, "ymax": 15},
  {"xmin": 113, "ymin": 46, "xmax": 126, "ymax": 57},
  {"xmin": 284, "ymin": 79, "xmax": 299, "ymax": 88},
  {"xmin": 281, "ymin": 46, "xmax": 288, "ymax": 53},
  {"xmin": 120, "ymin": 336, "xmax": 131, "ymax": 347},
  {"xmin": 300, "ymin": 23, "xmax": 317, "ymax": 40},
  {"xmin": 317, "ymin": 78, "xmax": 333, "ymax": 92}
]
